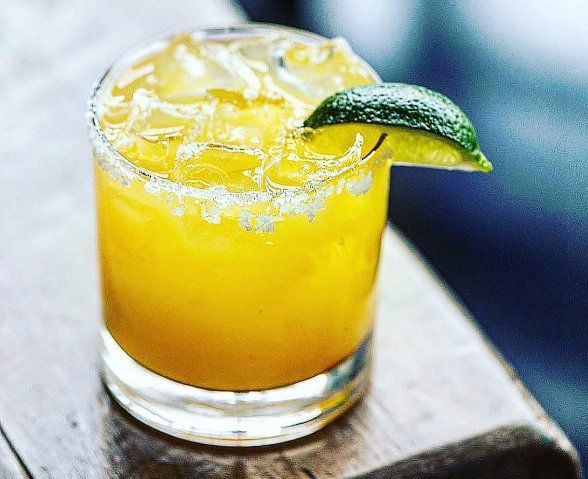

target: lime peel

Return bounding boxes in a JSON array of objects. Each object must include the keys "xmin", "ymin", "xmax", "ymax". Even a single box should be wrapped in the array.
[{"xmin": 304, "ymin": 83, "xmax": 492, "ymax": 173}]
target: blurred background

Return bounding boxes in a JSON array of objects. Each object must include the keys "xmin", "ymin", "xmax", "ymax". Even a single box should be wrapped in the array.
[{"xmin": 238, "ymin": 0, "xmax": 588, "ymax": 467}]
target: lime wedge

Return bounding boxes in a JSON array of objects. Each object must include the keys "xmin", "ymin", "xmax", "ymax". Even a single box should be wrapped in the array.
[{"xmin": 304, "ymin": 83, "xmax": 492, "ymax": 172}]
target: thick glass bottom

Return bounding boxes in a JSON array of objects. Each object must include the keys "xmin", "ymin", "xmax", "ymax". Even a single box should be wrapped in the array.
[{"xmin": 100, "ymin": 329, "xmax": 371, "ymax": 446}]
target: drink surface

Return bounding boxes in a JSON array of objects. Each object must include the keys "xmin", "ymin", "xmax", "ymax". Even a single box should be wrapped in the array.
[
  {"xmin": 99, "ymin": 32, "xmax": 378, "ymax": 189},
  {"xmin": 94, "ymin": 29, "xmax": 390, "ymax": 390}
]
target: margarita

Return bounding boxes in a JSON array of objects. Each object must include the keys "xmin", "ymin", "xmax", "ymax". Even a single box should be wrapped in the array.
[
  {"xmin": 90, "ymin": 25, "xmax": 489, "ymax": 445},
  {"xmin": 94, "ymin": 30, "xmax": 386, "ymax": 391}
]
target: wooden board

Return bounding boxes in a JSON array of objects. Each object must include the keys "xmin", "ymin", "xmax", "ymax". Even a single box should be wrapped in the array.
[
  {"xmin": 0, "ymin": 1, "xmax": 581, "ymax": 478},
  {"xmin": 0, "ymin": 429, "xmax": 26, "ymax": 479}
]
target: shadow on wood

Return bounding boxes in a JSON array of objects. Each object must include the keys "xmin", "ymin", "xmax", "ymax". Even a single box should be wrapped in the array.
[{"xmin": 99, "ymin": 381, "xmax": 580, "ymax": 479}]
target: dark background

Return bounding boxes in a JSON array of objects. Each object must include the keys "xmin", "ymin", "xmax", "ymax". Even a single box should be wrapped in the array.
[{"xmin": 240, "ymin": 0, "xmax": 588, "ymax": 468}]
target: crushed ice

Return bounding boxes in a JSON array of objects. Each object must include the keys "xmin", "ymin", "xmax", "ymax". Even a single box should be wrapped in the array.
[{"xmin": 89, "ymin": 32, "xmax": 381, "ymax": 232}]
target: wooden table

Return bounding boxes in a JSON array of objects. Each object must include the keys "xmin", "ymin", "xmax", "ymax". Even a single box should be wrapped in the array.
[{"xmin": 0, "ymin": 1, "xmax": 581, "ymax": 477}]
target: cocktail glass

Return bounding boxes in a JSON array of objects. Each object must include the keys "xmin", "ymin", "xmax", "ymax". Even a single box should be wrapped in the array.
[{"xmin": 88, "ymin": 24, "xmax": 389, "ymax": 446}]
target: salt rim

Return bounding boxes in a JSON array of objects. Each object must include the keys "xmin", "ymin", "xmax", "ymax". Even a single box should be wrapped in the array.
[{"xmin": 86, "ymin": 24, "xmax": 383, "ymax": 212}]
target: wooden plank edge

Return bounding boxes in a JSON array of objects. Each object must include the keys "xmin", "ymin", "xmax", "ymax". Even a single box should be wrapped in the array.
[
  {"xmin": 0, "ymin": 423, "xmax": 30, "ymax": 479},
  {"xmin": 358, "ymin": 424, "xmax": 580, "ymax": 479},
  {"xmin": 387, "ymin": 227, "xmax": 582, "ymax": 478}
]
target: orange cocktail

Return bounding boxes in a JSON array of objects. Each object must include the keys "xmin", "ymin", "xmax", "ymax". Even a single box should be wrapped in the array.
[{"xmin": 90, "ymin": 25, "xmax": 389, "ymax": 445}]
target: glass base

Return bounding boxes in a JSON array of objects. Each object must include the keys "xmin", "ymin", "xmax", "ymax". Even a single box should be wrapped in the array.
[{"xmin": 100, "ymin": 329, "xmax": 371, "ymax": 446}]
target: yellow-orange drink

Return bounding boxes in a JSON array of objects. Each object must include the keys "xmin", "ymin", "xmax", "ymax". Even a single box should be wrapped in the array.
[{"xmin": 90, "ymin": 25, "xmax": 390, "ymax": 444}]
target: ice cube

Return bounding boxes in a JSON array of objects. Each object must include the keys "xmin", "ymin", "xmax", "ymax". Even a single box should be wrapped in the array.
[
  {"xmin": 119, "ymin": 135, "xmax": 174, "ymax": 176},
  {"xmin": 170, "ymin": 142, "xmax": 266, "ymax": 192},
  {"xmin": 107, "ymin": 88, "xmax": 212, "ymax": 174},
  {"xmin": 124, "ymin": 88, "xmax": 214, "ymax": 144},
  {"xmin": 265, "ymin": 131, "xmax": 365, "ymax": 190},
  {"xmin": 139, "ymin": 125, "xmax": 185, "ymax": 142},
  {"xmin": 267, "ymin": 38, "xmax": 374, "ymax": 104},
  {"xmin": 115, "ymin": 62, "xmax": 155, "ymax": 90},
  {"xmin": 193, "ymin": 91, "xmax": 290, "ymax": 165},
  {"xmin": 154, "ymin": 35, "xmax": 261, "ymax": 102},
  {"xmin": 237, "ymin": 35, "xmax": 279, "ymax": 73}
]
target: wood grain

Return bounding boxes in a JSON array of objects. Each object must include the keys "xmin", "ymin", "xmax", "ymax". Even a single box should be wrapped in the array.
[
  {"xmin": 0, "ymin": 427, "xmax": 27, "ymax": 479},
  {"xmin": 0, "ymin": 1, "xmax": 581, "ymax": 478}
]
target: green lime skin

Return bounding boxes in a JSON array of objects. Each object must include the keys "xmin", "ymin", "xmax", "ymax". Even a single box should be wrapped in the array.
[{"xmin": 304, "ymin": 83, "xmax": 492, "ymax": 172}]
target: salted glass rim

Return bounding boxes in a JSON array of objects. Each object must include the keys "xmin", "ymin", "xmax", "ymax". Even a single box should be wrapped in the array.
[{"xmin": 87, "ymin": 23, "xmax": 382, "ymax": 201}]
